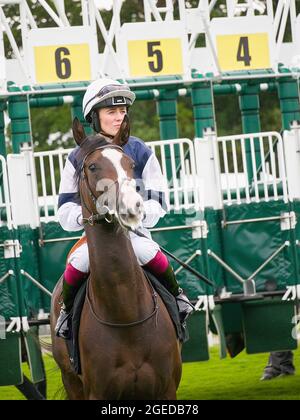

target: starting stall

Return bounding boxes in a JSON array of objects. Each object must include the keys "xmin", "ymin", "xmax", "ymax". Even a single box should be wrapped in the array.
[{"xmin": 0, "ymin": 0, "xmax": 300, "ymax": 397}]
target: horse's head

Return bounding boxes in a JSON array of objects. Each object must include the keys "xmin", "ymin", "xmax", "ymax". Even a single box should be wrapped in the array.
[{"xmin": 72, "ymin": 116, "xmax": 144, "ymax": 230}]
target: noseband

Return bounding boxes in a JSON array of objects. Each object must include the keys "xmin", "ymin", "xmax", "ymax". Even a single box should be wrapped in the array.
[{"xmin": 80, "ymin": 144, "xmax": 125, "ymax": 226}]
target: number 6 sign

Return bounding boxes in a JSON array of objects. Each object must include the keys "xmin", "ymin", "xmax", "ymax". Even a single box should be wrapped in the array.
[
  {"xmin": 54, "ymin": 47, "xmax": 71, "ymax": 79},
  {"xmin": 27, "ymin": 27, "xmax": 99, "ymax": 84}
]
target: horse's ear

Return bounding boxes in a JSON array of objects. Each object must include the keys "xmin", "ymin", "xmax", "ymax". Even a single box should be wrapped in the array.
[
  {"xmin": 72, "ymin": 117, "xmax": 86, "ymax": 146},
  {"xmin": 113, "ymin": 114, "xmax": 130, "ymax": 147}
]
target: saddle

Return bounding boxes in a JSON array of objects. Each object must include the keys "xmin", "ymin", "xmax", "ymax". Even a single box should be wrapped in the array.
[{"xmin": 65, "ymin": 270, "xmax": 188, "ymax": 374}]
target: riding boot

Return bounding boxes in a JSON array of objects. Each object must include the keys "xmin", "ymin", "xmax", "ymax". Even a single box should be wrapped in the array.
[
  {"xmin": 156, "ymin": 264, "xmax": 194, "ymax": 323},
  {"xmin": 55, "ymin": 276, "xmax": 84, "ymax": 339}
]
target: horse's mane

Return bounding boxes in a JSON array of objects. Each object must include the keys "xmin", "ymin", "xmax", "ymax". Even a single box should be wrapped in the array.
[{"xmin": 74, "ymin": 135, "xmax": 110, "ymax": 189}]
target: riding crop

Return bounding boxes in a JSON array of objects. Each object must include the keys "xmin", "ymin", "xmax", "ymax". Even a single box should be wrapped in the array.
[{"xmin": 131, "ymin": 229, "xmax": 215, "ymax": 288}]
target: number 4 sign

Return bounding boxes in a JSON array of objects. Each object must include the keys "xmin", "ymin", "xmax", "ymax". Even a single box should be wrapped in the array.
[
  {"xmin": 27, "ymin": 26, "xmax": 99, "ymax": 84},
  {"xmin": 236, "ymin": 37, "xmax": 251, "ymax": 67},
  {"xmin": 210, "ymin": 16, "xmax": 276, "ymax": 72}
]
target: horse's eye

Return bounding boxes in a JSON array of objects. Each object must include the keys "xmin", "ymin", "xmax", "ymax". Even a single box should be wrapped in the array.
[
  {"xmin": 88, "ymin": 163, "xmax": 97, "ymax": 172},
  {"xmin": 131, "ymin": 162, "xmax": 136, "ymax": 169}
]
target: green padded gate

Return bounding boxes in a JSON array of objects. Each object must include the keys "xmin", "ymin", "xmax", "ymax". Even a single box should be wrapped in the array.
[
  {"xmin": 0, "ymin": 332, "xmax": 22, "ymax": 386},
  {"xmin": 182, "ymin": 311, "xmax": 209, "ymax": 362},
  {"xmin": 242, "ymin": 298, "xmax": 298, "ymax": 354},
  {"xmin": 24, "ymin": 327, "xmax": 46, "ymax": 384}
]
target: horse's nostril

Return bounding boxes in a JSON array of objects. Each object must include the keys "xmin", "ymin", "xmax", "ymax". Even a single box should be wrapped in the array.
[{"xmin": 128, "ymin": 207, "xmax": 135, "ymax": 216}]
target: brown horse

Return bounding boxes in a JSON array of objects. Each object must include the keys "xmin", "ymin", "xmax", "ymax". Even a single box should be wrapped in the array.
[{"xmin": 50, "ymin": 117, "xmax": 182, "ymax": 400}]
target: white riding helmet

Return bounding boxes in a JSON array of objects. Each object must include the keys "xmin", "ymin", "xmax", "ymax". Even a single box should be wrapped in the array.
[{"xmin": 82, "ymin": 78, "xmax": 136, "ymax": 123}]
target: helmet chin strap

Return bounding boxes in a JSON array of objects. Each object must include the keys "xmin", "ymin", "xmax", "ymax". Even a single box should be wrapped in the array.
[{"xmin": 91, "ymin": 110, "xmax": 101, "ymax": 133}]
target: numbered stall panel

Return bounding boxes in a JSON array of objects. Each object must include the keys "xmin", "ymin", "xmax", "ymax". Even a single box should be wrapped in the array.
[
  {"xmin": 27, "ymin": 26, "xmax": 99, "ymax": 84},
  {"xmin": 210, "ymin": 16, "xmax": 276, "ymax": 72},
  {"xmin": 116, "ymin": 21, "xmax": 189, "ymax": 78}
]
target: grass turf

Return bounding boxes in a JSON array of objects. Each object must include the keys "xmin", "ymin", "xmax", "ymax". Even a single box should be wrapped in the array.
[{"xmin": 0, "ymin": 346, "xmax": 299, "ymax": 400}]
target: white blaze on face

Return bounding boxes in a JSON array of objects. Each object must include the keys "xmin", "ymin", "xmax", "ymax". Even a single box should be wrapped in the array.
[
  {"xmin": 102, "ymin": 149, "xmax": 127, "ymax": 182},
  {"xmin": 101, "ymin": 148, "xmax": 144, "ymax": 227}
]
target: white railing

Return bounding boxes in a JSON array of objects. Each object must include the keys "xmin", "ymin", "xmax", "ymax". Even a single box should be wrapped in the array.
[
  {"xmin": 34, "ymin": 148, "xmax": 72, "ymax": 222},
  {"xmin": 4, "ymin": 130, "xmax": 291, "ymax": 226},
  {"xmin": 148, "ymin": 138, "xmax": 202, "ymax": 211},
  {"xmin": 28, "ymin": 132, "xmax": 289, "ymax": 222},
  {"xmin": 216, "ymin": 131, "xmax": 288, "ymax": 205},
  {"xmin": 0, "ymin": 155, "xmax": 12, "ymax": 229}
]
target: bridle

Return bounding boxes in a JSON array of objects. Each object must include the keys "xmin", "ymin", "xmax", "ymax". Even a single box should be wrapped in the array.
[{"xmin": 79, "ymin": 144, "xmax": 124, "ymax": 226}]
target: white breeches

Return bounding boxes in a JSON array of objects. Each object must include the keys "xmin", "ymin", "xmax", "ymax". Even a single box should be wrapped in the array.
[{"xmin": 68, "ymin": 229, "xmax": 160, "ymax": 273}]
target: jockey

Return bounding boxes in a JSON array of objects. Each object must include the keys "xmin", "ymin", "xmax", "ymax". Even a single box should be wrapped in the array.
[{"xmin": 55, "ymin": 78, "xmax": 193, "ymax": 339}]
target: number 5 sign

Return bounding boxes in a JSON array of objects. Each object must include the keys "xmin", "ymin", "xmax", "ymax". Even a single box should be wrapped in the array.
[
  {"xmin": 27, "ymin": 27, "xmax": 99, "ymax": 84},
  {"xmin": 116, "ymin": 21, "xmax": 189, "ymax": 78},
  {"xmin": 210, "ymin": 16, "xmax": 276, "ymax": 72}
]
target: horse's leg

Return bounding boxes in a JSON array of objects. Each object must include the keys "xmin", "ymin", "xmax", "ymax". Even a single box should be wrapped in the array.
[
  {"xmin": 161, "ymin": 384, "xmax": 177, "ymax": 400},
  {"xmin": 51, "ymin": 280, "xmax": 85, "ymax": 400},
  {"xmin": 52, "ymin": 335, "xmax": 85, "ymax": 400},
  {"xmin": 61, "ymin": 370, "xmax": 84, "ymax": 400}
]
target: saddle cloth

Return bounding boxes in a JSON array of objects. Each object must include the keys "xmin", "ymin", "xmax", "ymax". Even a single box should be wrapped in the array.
[{"xmin": 65, "ymin": 270, "xmax": 188, "ymax": 375}]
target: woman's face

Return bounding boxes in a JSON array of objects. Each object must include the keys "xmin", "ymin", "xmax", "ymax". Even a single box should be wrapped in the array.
[{"xmin": 98, "ymin": 106, "xmax": 127, "ymax": 137}]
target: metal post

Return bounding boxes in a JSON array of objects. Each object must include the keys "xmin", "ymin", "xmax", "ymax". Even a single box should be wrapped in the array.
[
  {"xmin": 29, "ymin": 97, "xmax": 64, "ymax": 108},
  {"xmin": 156, "ymin": 89, "xmax": 178, "ymax": 180},
  {"xmin": 277, "ymin": 74, "xmax": 300, "ymax": 130},
  {"xmin": 277, "ymin": 72, "xmax": 300, "ymax": 291},
  {"xmin": 8, "ymin": 84, "xmax": 31, "ymax": 154},
  {"xmin": 0, "ymin": 100, "xmax": 6, "ymax": 158},
  {"xmin": 71, "ymin": 95, "xmax": 92, "ymax": 135},
  {"xmin": 239, "ymin": 84, "xmax": 261, "ymax": 183},
  {"xmin": 191, "ymin": 82, "xmax": 215, "ymax": 138},
  {"xmin": 156, "ymin": 89, "xmax": 178, "ymax": 140},
  {"xmin": 190, "ymin": 81, "xmax": 215, "ymax": 297}
]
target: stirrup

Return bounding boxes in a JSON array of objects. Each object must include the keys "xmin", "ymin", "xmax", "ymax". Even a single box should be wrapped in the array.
[
  {"xmin": 176, "ymin": 289, "xmax": 194, "ymax": 323},
  {"xmin": 55, "ymin": 307, "xmax": 72, "ymax": 339}
]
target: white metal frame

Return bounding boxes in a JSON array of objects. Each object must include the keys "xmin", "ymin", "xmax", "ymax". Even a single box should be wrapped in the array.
[
  {"xmin": 0, "ymin": 155, "xmax": 12, "ymax": 229},
  {"xmin": 148, "ymin": 138, "xmax": 202, "ymax": 211},
  {"xmin": 216, "ymin": 131, "xmax": 288, "ymax": 206},
  {"xmin": 33, "ymin": 148, "xmax": 71, "ymax": 223}
]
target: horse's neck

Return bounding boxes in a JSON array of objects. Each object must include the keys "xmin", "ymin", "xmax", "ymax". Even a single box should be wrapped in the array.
[{"xmin": 85, "ymin": 224, "xmax": 149, "ymax": 317}]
